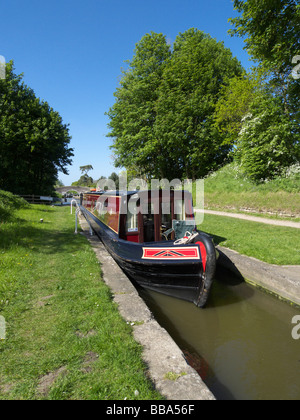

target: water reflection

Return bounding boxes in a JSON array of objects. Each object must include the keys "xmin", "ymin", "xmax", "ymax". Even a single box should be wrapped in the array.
[{"xmin": 139, "ymin": 276, "xmax": 300, "ymax": 400}]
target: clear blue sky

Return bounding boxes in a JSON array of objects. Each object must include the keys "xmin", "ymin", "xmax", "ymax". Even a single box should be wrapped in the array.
[{"xmin": 1, "ymin": 0, "xmax": 252, "ymax": 186}]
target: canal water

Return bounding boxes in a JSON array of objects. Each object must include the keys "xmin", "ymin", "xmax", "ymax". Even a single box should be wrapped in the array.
[{"xmin": 139, "ymin": 275, "xmax": 300, "ymax": 400}]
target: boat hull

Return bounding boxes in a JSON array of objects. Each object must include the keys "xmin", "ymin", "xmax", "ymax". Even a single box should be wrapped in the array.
[{"xmin": 81, "ymin": 207, "xmax": 216, "ymax": 307}]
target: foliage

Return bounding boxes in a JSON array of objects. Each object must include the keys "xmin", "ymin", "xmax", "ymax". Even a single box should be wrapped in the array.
[
  {"xmin": 202, "ymin": 163, "xmax": 300, "ymax": 216},
  {"xmin": 229, "ymin": 0, "xmax": 300, "ymax": 76},
  {"xmin": 204, "ymin": 162, "xmax": 300, "ymax": 194},
  {"xmin": 106, "ymin": 32, "xmax": 171, "ymax": 179},
  {"xmin": 71, "ymin": 174, "xmax": 94, "ymax": 187},
  {"xmin": 0, "ymin": 189, "xmax": 29, "ymax": 222},
  {"xmin": 229, "ymin": 2, "xmax": 300, "ymax": 182},
  {"xmin": 55, "ymin": 179, "xmax": 64, "ymax": 188},
  {"xmin": 0, "ymin": 62, "xmax": 73, "ymax": 195},
  {"xmin": 80, "ymin": 165, "xmax": 93, "ymax": 175},
  {"xmin": 213, "ymin": 72, "xmax": 260, "ymax": 145},
  {"xmin": 107, "ymin": 29, "xmax": 243, "ymax": 180},
  {"xmin": 229, "ymin": 1, "xmax": 300, "ymax": 129},
  {"xmin": 155, "ymin": 29, "xmax": 243, "ymax": 179},
  {"xmin": 236, "ymin": 93, "xmax": 299, "ymax": 182},
  {"xmin": 108, "ymin": 172, "xmax": 119, "ymax": 190}
]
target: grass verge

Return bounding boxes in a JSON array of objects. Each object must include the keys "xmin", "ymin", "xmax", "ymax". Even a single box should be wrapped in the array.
[
  {"xmin": 0, "ymin": 205, "xmax": 162, "ymax": 400},
  {"xmin": 199, "ymin": 214, "xmax": 300, "ymax": 265},
  {"xmin": 204, "ymin": 191, "xmax": 300, "ymax": 218},
  {"xmin": 200, "ymin": 163, "xmax": 300, "ymax": 217}
]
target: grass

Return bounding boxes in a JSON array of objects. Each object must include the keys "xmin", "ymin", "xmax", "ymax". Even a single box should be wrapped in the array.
[
  {"xmin": 0, "ymin": 190, "xmax": 29, "ymax": 222},
  {"xmin": 198, "ymin": 214, "xmax": 300, "ymax": 266},
  {"xmin": 201, "ymin": 163, "xmax": 300, "ymax": 217},
  {"xmin": 0, "ymin": 204, "xmax": 162, "ymax": 400},
  {"xmin": 194, "ymin": 163, "xmax": 300, "ymax": 265}
]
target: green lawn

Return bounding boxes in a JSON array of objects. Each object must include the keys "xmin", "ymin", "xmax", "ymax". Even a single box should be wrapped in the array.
[
  {"xmin": 192, "ymin": 163, "xmax": 300, "ymax": 217},
  {"xmin": 0, "ymin": 205, "xmax": 162, "ymax": 400},
  {"xmin": 204, "ymin": 191, "xmax": 300, "ymax": 217},
  {"xmin": 198, "ymin": 214, "xmax": 300, "ymax": 266}
]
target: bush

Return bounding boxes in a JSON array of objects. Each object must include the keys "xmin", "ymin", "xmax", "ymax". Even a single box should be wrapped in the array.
[
  {"xmin": 0, "ymin": 190, "xmax": 29, "ymax": 222},
  {"xmin": 236, "ymin": 95, "xmax": 299, "ymax": 183},
  {"xmin": 204, "ymin": 162, "xmax": 300, "ymax": 193}
]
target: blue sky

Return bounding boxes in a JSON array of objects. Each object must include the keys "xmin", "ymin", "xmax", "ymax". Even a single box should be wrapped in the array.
[{"xmin": 1, "ymin": 0, "xmax": 253, "ymax": 186}]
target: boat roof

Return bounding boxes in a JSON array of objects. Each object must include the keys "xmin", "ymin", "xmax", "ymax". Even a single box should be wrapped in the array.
[
  {"xmin": 99, "ymin": 190, "xmax": 192, "ymax": 197},
  {"xmin": 98, "ymin": 190, "xmax": 139, "ymax": 196}
]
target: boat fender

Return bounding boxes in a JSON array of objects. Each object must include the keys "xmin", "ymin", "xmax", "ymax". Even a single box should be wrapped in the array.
[
  {"xmin": 190, "ymin": 232, "xmax": 216, "ymax": 270},
  {"xmin": 190, "ymin": 232, "xmax": 217, "ymax": 308}
]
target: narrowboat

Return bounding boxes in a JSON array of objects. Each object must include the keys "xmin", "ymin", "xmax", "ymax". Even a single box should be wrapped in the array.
[{"xmin": 80, "ymin": 190, "xmax": 217, "ymax": 308}]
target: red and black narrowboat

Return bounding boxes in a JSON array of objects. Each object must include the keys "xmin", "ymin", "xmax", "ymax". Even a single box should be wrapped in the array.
[{"xmin": 81, "ymin": 190, "xmax": 217, "ymax": 308}]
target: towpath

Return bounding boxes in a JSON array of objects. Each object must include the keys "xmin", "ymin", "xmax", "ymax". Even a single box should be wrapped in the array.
[{"xmin": 195, "ymin": 209, "xmax": 300, "ymax": 229}]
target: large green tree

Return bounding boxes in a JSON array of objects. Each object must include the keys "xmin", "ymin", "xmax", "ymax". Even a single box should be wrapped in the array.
[
  {"xmin": 213, "ymin": 72, "xmax": 260, "ymax": 146},
  {"xmin": 106, "ymin": 32, "xmax": 171, "ymax": 179},
  {"xmin": 236, "ymin": 93, "xmax": 299, "ymax": 182},
  {"xmin": 229, "ymin": 0, "xmax": 299, "ymax": 74},
  {"xmin": 0, "ymin": 62, "xmax": 73, "ymax": 195},
  {"xmin": 229, "ymin": 0, "xmax": 300, "ymax": 120},
  {"xmin": 107, "ymin": 29, "xmax": 242, "ymax": 180},
  {"xmin": 229, "ymin": 0, "xmax": 300, "ymax": 180},
  {"xmin": 155, "ymin": 29, "xmax": 243, "ymax": 179}
]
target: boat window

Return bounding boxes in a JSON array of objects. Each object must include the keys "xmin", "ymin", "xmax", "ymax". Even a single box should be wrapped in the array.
[
  {"xmin": 161, "ymin": 201, "xmax": 172, "ymax": 233},
  {"xmin": 95, "ymin": 197, "xmax": 108, "ymax": 218},
  {"xmin": 174, "ymin": 199, "xmax": 186, "ymax": 221},
  {"xmin": 126, "ymin": 211, "xmax": 138, "ymax": 233}
]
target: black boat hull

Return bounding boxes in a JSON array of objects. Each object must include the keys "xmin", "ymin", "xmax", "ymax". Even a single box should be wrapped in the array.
[{"xmin": 81, "ymin": 206, "xmax": 216, "ymax": 308}]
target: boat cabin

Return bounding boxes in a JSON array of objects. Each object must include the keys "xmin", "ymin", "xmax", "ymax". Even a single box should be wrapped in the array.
[{"xmin": 83, "ymin": 190, "xmax": 195, "ymax": 243}]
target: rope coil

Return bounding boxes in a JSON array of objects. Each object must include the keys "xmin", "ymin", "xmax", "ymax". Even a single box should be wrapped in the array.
[{"xmin": 174, "ymin": 231, "xmax": 199, "ymax": 245}]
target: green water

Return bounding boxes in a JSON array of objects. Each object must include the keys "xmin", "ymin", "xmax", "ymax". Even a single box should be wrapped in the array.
[{"xmin": 140, "ymin": 277, "xmax": 300, "ymax": 400}]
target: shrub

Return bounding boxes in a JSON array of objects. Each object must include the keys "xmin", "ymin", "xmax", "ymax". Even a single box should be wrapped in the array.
[{"xmin": 0, "ymin": 190, "xmax": 29, "ymax": 222}]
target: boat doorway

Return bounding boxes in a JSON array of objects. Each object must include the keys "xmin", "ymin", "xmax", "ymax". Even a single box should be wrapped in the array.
[
  {"xmin": 142, "ymin": 202, "xmax": 155, "ymax": 242},
  {"xmin": 138, "ymin": 191, "xmax": 193, "ymax": 243}
]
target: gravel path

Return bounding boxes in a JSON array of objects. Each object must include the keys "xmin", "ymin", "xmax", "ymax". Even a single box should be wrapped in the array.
[{"xmin": 195, "ymin": 209, "xmax": 300, "ymax": 229}]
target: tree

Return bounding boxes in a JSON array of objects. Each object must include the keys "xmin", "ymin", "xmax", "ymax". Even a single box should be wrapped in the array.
[
  {"xmin": 229, "ymin": 0, "xmax": 300, "ymax": 119},
  {"xmin": 0, "ymin": 62, "xmax": 73, "ymax": 195},
  {"xmin": 155, "ymin": 29, "xmax": 243, "ymax": 179},
  {"xmin": 229, "ymin": 0, "xmax": 300, "ymax": 180},
  {"xmin": 213, "ymin": 72, "xmax": 260, "ymax": 146},
  {"xmin": 72, "ymin": 174, "xmax": 94, "ymax": 187},
  {"xmin": 229, "ymin": 0, "xmax": 300, "ymax": 75},
  {"xmin": 106, "ymin": 29, "xmax": 242, "ymax": 180},
  {"xmin": 80, "ymin": 165, "xmax": 93, "ymax": 176},
  {"xmin": 108, "ymin": 172, "xmax": 119, "ymax": 190},
  {"xmin": 236, "ymin": 93, "xmax": 299, "ymax": 182},
  {"xmin": 106, "ymin": 32, "xmax": 172, "ymax": 179},
  {"xmin": 55, "ymin": 179, "xmax": 65, "ymax": 187}
]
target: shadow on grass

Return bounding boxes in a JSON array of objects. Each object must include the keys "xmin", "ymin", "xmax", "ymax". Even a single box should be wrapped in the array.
[
  {"xmin": 198, "ymin": 230, "xmax": 227, "ymax": 246},
  {"xmin": 198, "ymin": 229, "xmax": 247, "ymax": 288},
  {"xmin": 0, "ymin": 217, "xmax": 83, "ymax": 255}
]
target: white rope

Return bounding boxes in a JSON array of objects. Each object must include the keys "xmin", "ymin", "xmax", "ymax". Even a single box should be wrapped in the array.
[{"xmin": 173, "ymin": 231, "xmax": 199, "ymax": 245}]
